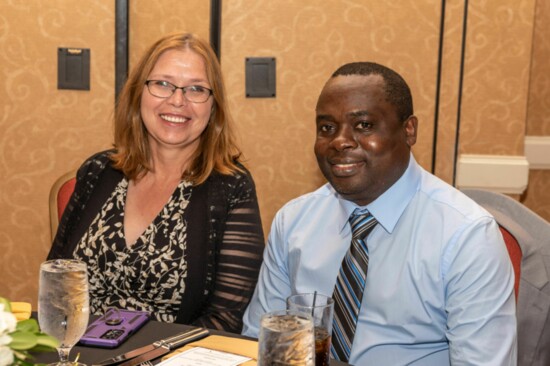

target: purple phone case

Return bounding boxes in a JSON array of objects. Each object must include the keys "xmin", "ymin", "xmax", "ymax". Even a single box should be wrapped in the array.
[{"xmin": 79, "ymin": 309, "xmax": 150, "ymax": 348}]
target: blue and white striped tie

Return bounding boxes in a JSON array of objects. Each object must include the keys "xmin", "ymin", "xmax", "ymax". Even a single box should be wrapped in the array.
[{"xmin": 331, "ymin": 210, "xmax": 377, "ymax": 362}]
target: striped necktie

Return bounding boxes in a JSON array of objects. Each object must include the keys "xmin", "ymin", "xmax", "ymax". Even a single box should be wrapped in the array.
[{"xmin": 331, "ymin": 210, "xmax": 377, "ymax": 362}]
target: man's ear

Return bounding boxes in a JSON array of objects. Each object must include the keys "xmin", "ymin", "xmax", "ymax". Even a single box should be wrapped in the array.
[{"xmin": 404, "ymin": 115, "xmax": 418, "ymax": 147}]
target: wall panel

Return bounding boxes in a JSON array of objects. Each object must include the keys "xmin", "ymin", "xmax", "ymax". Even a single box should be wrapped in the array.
[
  {"xmin": 0, "ymin": 0, "xmax": 114, "ymax": 303},
  {"xmin": 1, "ymin": 0, "xmax": 547, "ymax": 308},
  {"xmin": 129, "ymin": 1, "xmax": 210, "ymax": 66},
  {"xmin": 222, "ymin": 0, "xmax": 441, "ymax": 233},
  {"xmin": 459, "ymin": 0, "xmax": 535, "ymax": 156},
  {"xmin": 522, "ymin": 0, "xmax": 550, "ymax": 221},
  {"xmin": 526, "ymin": 0, "xmax": 550, "ymax": 136},
  {"xmin": 434, "ymin": 0, "xmax": 467, "ymax": 183}
]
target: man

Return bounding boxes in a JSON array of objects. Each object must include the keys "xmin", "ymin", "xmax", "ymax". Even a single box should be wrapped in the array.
[{"xmin": 242, "ymin": 62, "xmax": 517, "ymax": 365}]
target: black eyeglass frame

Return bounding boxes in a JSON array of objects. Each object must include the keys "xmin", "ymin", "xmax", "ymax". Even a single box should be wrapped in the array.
[{"xmin": 144, "ymin": 80, "xmax": 213, "ymax": 103}]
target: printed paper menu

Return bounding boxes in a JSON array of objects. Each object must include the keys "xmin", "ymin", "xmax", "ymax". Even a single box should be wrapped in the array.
[{"xmin": 157, "ymin": 347, "xmax": 252, "ymax": 366}]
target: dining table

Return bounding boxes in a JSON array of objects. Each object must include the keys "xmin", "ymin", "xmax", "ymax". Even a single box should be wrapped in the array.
[{"xmin": 33, "ymin": 317, "xmax": 351, "ymax": 366}]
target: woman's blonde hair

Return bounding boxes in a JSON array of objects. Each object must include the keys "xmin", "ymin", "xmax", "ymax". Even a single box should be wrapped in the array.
[{"xmin": 110, "ymin": 33, "xmax": 242, "ymax": 184}]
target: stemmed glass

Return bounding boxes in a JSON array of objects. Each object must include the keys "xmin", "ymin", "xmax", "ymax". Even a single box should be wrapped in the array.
[{"xmin": 38, "ymin": 259, "xmax": 90, "ymax": 366}]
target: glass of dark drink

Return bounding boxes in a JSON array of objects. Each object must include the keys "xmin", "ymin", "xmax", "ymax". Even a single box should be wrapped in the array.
[{"xmin": 287, "ymin": 293, "xmax": 334, "ymax": 366}]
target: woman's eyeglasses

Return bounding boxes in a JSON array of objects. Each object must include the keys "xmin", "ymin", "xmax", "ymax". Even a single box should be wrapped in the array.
[{"xmin": 145, "ymin": 80, "xmax": 212, "ymax": 103}]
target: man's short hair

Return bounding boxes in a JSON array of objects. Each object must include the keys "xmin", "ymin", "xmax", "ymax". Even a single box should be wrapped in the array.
[{"xmin": 332, "ymin": 62, "xmax": 413, "ymax": 122}]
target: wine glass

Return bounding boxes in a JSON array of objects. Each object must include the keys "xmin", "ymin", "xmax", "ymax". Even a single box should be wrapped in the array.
[{"xmin": 38, "ymin": 259, "xmax": 90, "ymax": 366}]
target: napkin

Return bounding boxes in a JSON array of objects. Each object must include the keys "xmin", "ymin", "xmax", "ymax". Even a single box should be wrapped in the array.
[
  {"xmin": 11, "ymin": 302, "xmax": 32, "ymax": 321},
  {"xmin": 162, "ymin": 335, "xmax": 258, "ymax": 366}
]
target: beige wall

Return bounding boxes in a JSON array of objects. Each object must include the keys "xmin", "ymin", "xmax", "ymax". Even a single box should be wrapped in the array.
[
  {"xmin": 129, "ymin": 0, "xmax": 210, "ymax": 65},
  {"xmin": 434, "ymin": 0, "xmax": 466, "ymax": 183},
  {"xmin": 523, "ymin": 0, "xmax": 550, "ymax": 219},
  {"xmin": 0, "ymin": 1, "xmax": 547, "ymax": 307},
  {"xmin": 459, "ymin": 0, "xmax": 535, "ymax": 156},
  {"xmin": 0, "ymin": 0, "xmax": 114, "ymax": 304},
  {"xmin": 0, "ymin": 0, "xmax": 211, "ymax": 304},
  {"xmin": 222, "ymin": 0, "xmax": 440, "ymax": 232}
]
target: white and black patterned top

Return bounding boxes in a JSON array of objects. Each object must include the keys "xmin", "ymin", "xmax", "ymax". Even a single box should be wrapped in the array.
[
  {"xmin": 48, "ymin": 150, "xmax": 265, "ymax": 333},
  {"xmin": 73, "ymin": 179, "xmax": 193, "ymax": 323}
]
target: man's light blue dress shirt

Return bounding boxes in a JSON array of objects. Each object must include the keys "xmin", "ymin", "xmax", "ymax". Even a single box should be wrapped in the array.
[{"xmin": 243, "ymin": 154, "xmax": 517, "ymax": 365}]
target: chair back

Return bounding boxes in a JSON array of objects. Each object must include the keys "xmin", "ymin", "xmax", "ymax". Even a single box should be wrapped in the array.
[
  {"xmin": 498, "ymin": 225, "xmax": 522, "ymax": 300},
  {"xmin": 462, "ymin": 188, "xmax": 550, "ymax": 365},
  {"xmin": 49, "ymin": 170, "xmax": 76, "ymax": 239}
]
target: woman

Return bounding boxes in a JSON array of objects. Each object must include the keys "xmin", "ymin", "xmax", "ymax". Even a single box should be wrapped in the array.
[{"xmin": 47, "ymin": 33, "xmax": 265, "ymax": 333}]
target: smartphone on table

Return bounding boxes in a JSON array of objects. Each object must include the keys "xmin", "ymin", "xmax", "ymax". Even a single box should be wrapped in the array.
[{"xmin": 79, "ymin": 308, "xmax": 150, "ymax": 348}]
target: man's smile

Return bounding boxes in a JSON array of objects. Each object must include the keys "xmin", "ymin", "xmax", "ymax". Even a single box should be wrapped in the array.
[{"xmin": 329, "ymin": 161, "xmax": 365, "ymax": 176}]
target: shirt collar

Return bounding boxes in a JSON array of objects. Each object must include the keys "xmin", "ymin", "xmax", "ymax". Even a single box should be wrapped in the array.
[{"xmin": 335, "ymin": 153, "xmax": 421, "ymax": 235}]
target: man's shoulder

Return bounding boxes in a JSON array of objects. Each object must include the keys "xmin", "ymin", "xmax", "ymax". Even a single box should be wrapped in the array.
[
  {"xmin": 282, "ymin": 183, "xmax": 333, "ymax": 206},
  {"xmin": 275, "ymin": 184, "xmax": 338, "ymax": 220},
  {"xmin": 418, "ymin": 170, "xmax": 493, "ymax": 221},
  {"xmin": 269, "ymin": 183, "xmax": 344, "ymax": 240}
]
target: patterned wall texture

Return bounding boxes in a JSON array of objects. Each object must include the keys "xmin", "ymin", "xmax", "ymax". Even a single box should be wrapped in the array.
[
  {"xmin": 434, "ymin": 0, "xmax": 467, "ymax": 183},
  {"xmin": 222, "ymin": 0, "xmax": 441, "ymax": 231},
  {"xmin": 0, "ymin": 0, "xmax": 210, "ymax": 305},
  {"xmin": 129, "ymin": 0, "xmax": 209, "ymax": 67},
  {"xmin": 0, "ymin": 0, "xmax": 115, "ymax": 304},
  {"xmin": 522, "ymin": 0, "xmax": 550, "ymax": 221},
  {"xmin": 0, "ymin": 0, "xmax": 547, "ymax": 307},
  {"xmin": 526, "ymin": 0, "xmax": 550, "ymax": 136},
  {"xmin": 458, "ymin": 0, "xmax": 536, "ymax": 156}
]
